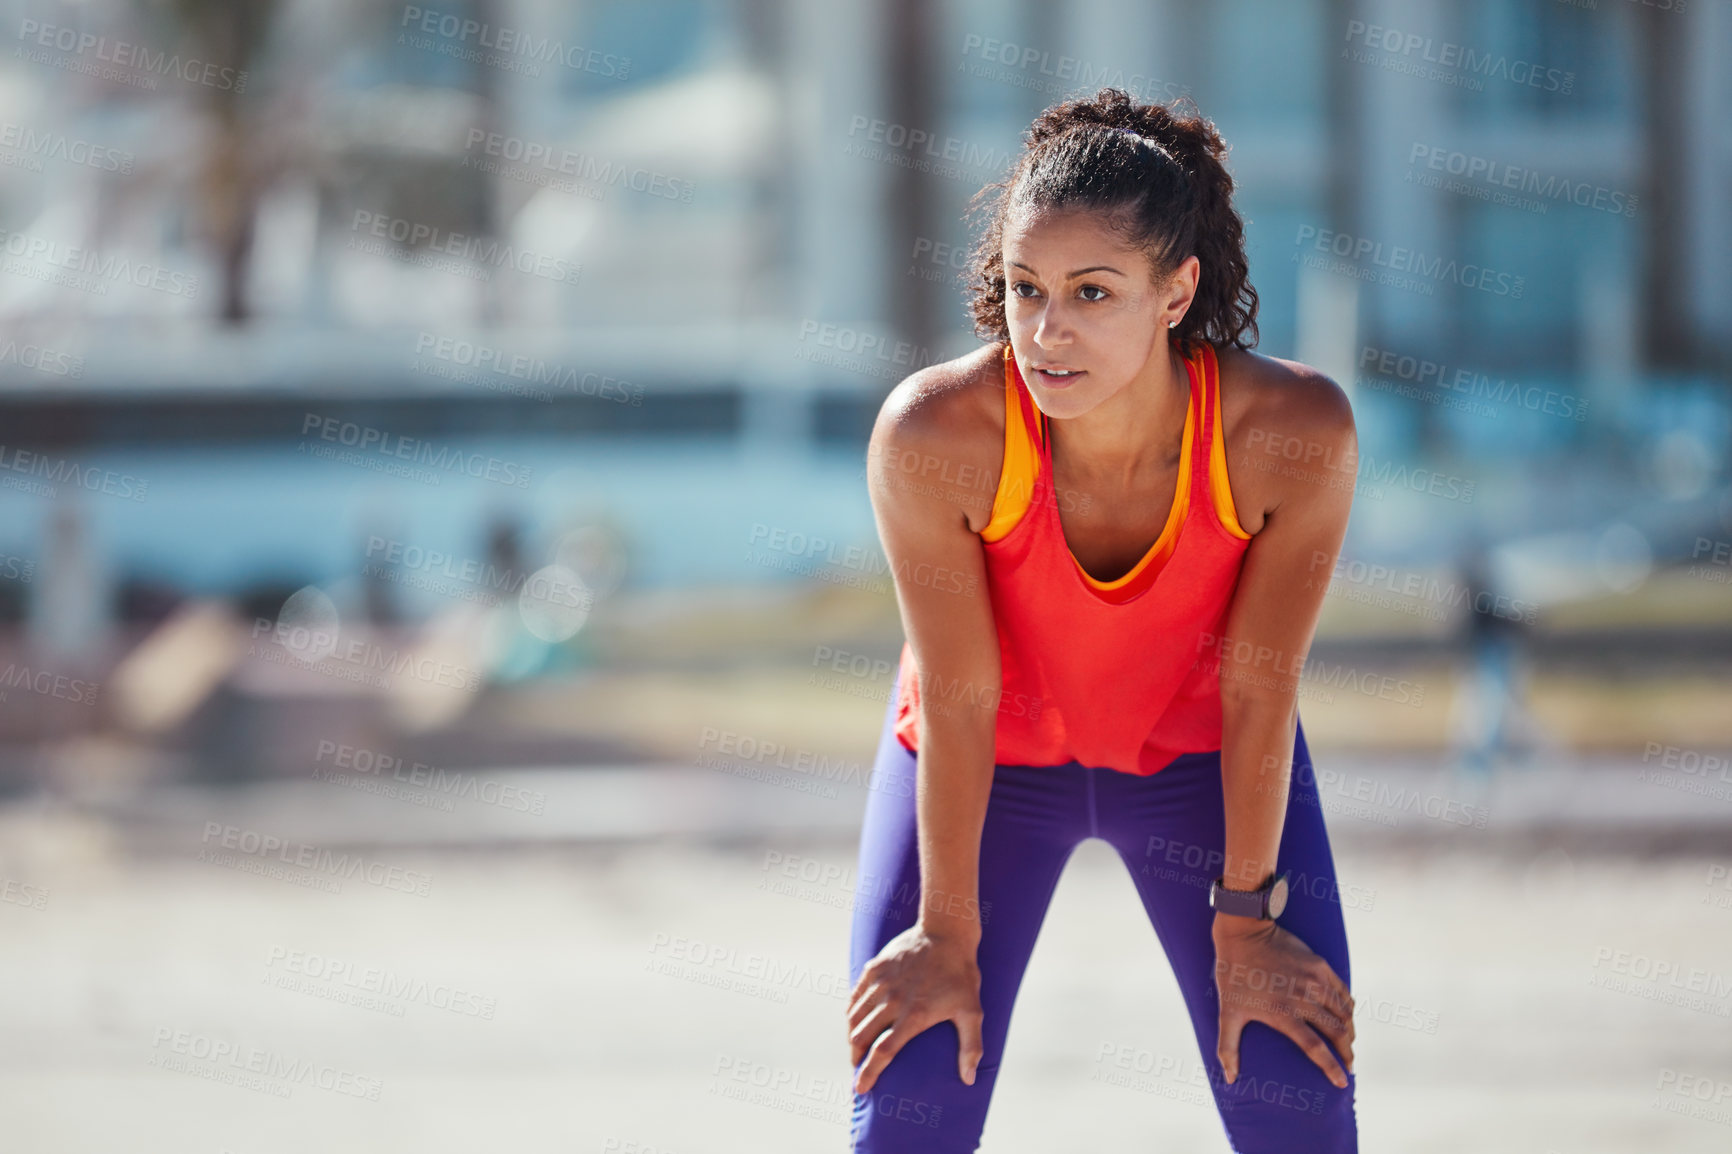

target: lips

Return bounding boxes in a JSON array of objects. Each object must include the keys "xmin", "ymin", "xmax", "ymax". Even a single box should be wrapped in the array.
[{"xmin": 1033, "ymin": 367, "xmax": 1085, "ymax": 388}]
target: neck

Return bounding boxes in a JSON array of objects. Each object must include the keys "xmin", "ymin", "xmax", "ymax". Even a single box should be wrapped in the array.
[{"xmin": 1047, "ymin": 338, "xmax": 1191, "ymax": 485}]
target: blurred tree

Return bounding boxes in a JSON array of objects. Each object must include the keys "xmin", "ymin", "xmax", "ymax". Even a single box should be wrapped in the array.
[
  {"xmin": 885, "ymin": 0, "xmax": 937, "ymax": 365},
  {"xmin": 1633, "ymin": 5, "xmax": 1689, "ymax": 372},
  {"xmin": 150, "ymin": 0, "xmax": 282, "ymax": 324}
]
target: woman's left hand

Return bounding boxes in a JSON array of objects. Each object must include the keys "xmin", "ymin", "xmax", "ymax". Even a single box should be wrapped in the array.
[{"xmin": 1211, "ymin": 913, "xmax": 1355, "ymax": 1089}]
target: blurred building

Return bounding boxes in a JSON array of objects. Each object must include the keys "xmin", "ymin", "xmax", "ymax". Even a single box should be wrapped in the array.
[{"xmin": 0, "ymin": 0, "xmax": 1720, "ymax": 608}]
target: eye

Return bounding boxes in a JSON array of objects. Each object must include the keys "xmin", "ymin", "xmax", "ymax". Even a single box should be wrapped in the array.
[
  {"xmin": 1079, "ymin": 285, "xmax": 1108, "ymax": 302},
  {"xmin": 1010, "ymin": 281, "xmax": 1039, "ymax": 299}
]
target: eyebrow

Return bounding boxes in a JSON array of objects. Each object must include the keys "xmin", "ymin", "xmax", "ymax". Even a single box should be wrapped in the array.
[{"xmin": 1008, "ymin": 261, "xmax": 1125, "ymax": 278}]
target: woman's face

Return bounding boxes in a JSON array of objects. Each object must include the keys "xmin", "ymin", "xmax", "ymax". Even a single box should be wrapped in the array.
[{"xmin": 1001, "ymin": 205, "xmax": 1196, "ymax": 420}]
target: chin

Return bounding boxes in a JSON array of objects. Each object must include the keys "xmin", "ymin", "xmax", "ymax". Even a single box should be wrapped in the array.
[{"xmin": 1028, "ymin": 381, "xmax": 1109, "ymax": 421}]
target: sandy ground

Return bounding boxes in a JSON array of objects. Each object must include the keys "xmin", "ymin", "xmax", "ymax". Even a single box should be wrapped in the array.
[{"xmin": 1, "ymin": 799, "xmax": 1730, "ymax": 1154}]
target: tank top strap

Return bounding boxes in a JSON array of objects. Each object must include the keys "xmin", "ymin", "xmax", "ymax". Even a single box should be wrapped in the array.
[
  {"xmin": 1188, "ymin": 341, "xmax": 1215, "ymax": 491},
  {"xmin": 1004, "ymin": 345, "xmax": 1048, "ymax": 458}
]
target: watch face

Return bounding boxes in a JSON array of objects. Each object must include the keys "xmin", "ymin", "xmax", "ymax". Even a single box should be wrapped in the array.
[{"xmin": 1268, "ymin": 876, "xmax": 1290, "ymax": 919}]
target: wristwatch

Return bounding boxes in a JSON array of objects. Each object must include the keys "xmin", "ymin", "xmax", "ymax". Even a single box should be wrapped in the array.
[{"xmin": 1209, "ymin": 870, "xmax": 1291, "ymax": 920}]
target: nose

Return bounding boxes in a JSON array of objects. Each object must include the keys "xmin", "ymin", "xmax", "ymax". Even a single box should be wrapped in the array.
[{"xmin": 1032, "ymin": 300, "xmax": 1071, "ymax": 349}]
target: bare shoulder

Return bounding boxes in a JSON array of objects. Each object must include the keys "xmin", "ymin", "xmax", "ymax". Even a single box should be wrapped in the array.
[
  {"xmin": 868, "ymin": 342, "xmax": 1008, "ymax": 531},
  {"xmin": 1214, "ymin": 345, "xmax": 1355, "ymax": 439},
  {"xmin": 1213, "ymin": 345, "xmax": 1358, "ymax": 528}
]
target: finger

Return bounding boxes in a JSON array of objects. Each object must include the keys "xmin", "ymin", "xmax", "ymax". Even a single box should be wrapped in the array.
[
  {"xmin": 848, "ymin": 1001, "xmax": 897, "ymax": 1068},
  {"xmin": 847, "ymin": 977, "xmax": 887, "ymax": 1028},
  {"xmin": 1309, "ymin": 967, "xmax": 1351, "ymax": 1016},
  {"xmin": 1215, "ymin": 1008, "xmax": 1246, "ymax": 1085},
  {"xmin": 1264, "ymin": 1013, "xmax": 1348, "ymax": 1090},
  {"xmin": 1292, "ymin": 968, "xmax": 1354, "ymax": 1040},
  {"xmin": 953, "ymin": 1003, "xmax": 985, "ymax": 1085},
  {"xmin": 1312, "ymin": 962, "xmax": 1355, "ymax": 1024},
  {"xmin": 1309, "ymin": 973, "xmax": 1356, "ymax": 1071},
  {"xmin": 1289, "ymin": 997, "xmax": 1353, "ymax": 1072},
  {"xmin": 847, "ymin": 959, "xmax": 885, "ymax": 1017},
  {"xmin": 855, "ymin": 1018, "xmax": 915, "ymax": 1095}
]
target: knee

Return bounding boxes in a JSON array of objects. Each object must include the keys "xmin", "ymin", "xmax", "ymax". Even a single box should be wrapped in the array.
[
  {"xmin": 850, "ymin": 1077, "xmax": 989, "ymax": 1154},
  {"xmin": 850, "ymin": 1083, "xmax": 957, "ymax": 1142},
  {"xmin": 1217, "ymin": 1076, "xmax": 1356, "ymax": 1153},
  {"xmin": 849, "ymin": 1031, "xmax": 993, "ymax": 1152},
  {"xmin": 1212, "ymin": 1029, "xmax": 1357, "ymax": 1151}
]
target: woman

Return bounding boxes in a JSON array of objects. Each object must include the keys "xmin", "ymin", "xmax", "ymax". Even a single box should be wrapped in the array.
[{"xmin": 846, "ymin": 87, "xmax": 1360, "ymax": 1152}]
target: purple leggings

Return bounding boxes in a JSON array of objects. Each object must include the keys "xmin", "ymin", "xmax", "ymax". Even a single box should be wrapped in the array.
[{"xmin": 848, "ymin": 681, "xmax": 1358, "ymax": 1152}]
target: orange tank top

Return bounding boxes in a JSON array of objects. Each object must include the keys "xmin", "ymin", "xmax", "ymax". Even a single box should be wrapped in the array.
[{"xmin": 891, "ymin": 340, "xmax": 1254, "ymax": 776}]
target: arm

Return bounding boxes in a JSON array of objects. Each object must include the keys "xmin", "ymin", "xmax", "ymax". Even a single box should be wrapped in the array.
[
  {"xmin": 1214, "ymin": 381, "xmax": 1355, "ymax": 894},
  {"xmin": 873, "ymin": 415, "xmax": 1001, "ymax": 947},
  {"xmin": 848, "ymin": 371, "xmax": 1001, "ymax": 1091},
  {"xmin": 1211, "ymin": 367, "xmax": 1358, "ymax": 1086}
]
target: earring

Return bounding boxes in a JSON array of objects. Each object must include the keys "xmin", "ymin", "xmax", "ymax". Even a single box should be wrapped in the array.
[{"xmin": 1168, "ymin": 320, "xmax": 1178, "ymax": 329}]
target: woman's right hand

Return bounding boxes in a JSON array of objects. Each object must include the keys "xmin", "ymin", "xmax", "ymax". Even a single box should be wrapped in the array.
[{"xmin": 847, "ymin": 923, "xmax": 984, "ymax": 1094}]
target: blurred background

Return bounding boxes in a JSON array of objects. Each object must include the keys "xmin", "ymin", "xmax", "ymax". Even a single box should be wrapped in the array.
[{"xmin": 0, "ymin": 0, "xmax": 1727, "ymax": 1150}]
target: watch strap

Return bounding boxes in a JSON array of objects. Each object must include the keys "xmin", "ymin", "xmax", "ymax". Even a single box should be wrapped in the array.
[{"xmin": 1210, "ymin": 870, "xmax": 1286, "ymax": 919}]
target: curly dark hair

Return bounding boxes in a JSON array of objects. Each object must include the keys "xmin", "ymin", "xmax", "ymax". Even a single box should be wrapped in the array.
[{"xmin": 962, "ymin": 87, "xmax": 1259, "ymax": 354}]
